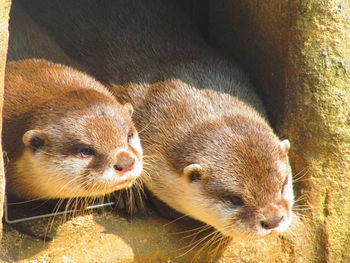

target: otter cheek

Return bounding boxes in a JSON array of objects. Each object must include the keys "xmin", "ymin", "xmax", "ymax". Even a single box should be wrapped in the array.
[
  {"xmin": 213, "ymin": 206, "xmax": 254, "ymax": 238},
  {"xmin": 281, "ymin": 176, "xmax": 294, "ymax": 225},
  {"xmin": 129, "ymin": 136, "xmax": 143, "ymax": 159},
  {"xmin": 183, "ymin": 184, "xmax": 230, "ymax": 232},
  {"xmin": 46, "ymin": 157, "xmax": 87, "ymax": 184},
  {"xmin": 284, "ymin": 176, "xmax": 295, "ymax": 205},
  {"xmin": 277, "ymin": 200, "xmax": 293, "ymax": 231}
]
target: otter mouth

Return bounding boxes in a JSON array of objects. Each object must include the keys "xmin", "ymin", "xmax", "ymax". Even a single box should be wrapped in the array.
[{"xmin": 112, "ymin": 179, "xmax": 132, "ymax": 190}]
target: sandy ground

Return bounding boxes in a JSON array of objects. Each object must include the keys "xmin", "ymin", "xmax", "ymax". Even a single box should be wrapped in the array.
[
  {"xmin": 0, "ymin": 207, "xmax": 298, "ymax": 263},
  {"xmin": 0, "ymin": 209, "xmax": 221, "ymax": 263}
]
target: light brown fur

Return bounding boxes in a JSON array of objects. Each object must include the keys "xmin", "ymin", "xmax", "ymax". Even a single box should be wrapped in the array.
[{"xmin": 21, "ymin": 0, "xmax": 294, "ymax": 238}]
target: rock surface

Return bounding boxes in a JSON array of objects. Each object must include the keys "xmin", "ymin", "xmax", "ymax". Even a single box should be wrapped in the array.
[
  {"xmin": 209, "ymin": 0, "xmax": 350, "ymax": 262},
  {"xmin": 0, "ymin": 210, "xmax": 303, "ymax": 263},
  {"xmin": 0, "ymin": 0, "xmax": 11, "ymax": 239}
]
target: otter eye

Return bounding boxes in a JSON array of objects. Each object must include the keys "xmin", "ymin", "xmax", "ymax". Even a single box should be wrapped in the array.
[
  {"xmin": 79, "ymin": 147, "xmax": 95, "ymax": 158},
  {"xmin": 223, "ymin": 196, "xmax": 244, "ymax": 207},
  {"xmin": 127, "ymin": 132, "xmax": 133, "ymax": 144}
]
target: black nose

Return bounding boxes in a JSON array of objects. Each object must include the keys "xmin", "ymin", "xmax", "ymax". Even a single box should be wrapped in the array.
[
  {"xmin": 260, "ymin": 216, "xmax": 284, "ymax": 230},
  {"xmin": 114, "ymin": 152, "xmax": 135, "ymax": 174}
]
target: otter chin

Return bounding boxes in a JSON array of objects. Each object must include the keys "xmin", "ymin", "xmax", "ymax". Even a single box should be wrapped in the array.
[{"xmin": 3, "ymin": 59, "xmax": 143, "ymax": 200}]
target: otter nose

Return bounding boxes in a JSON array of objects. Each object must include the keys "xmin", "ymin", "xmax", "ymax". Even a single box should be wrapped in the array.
[
  {"xmin": 260, "ymin": 216, "xmax": 284, "ymax": 230},
  {"xmin": 114, "ymin": 152, "xmax": 135, "ymax": 174}
]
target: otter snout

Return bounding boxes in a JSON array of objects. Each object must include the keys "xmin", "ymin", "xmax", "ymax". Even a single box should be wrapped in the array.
[
  {"xmin": 260, "ymin": 216, "xmax": 284, "ymax": 230},
  {"xmin": 114, "ymin": 151, "xmax": 135, "ymax": 174}
]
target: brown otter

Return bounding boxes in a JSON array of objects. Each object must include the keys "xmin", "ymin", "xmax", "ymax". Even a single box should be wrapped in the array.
[
  {"xmin": 4, "ymin": 2, "xmax": 143, "ymax": 200},
  {"xmin": 21, "ymin": 0, "xmax": 294, "ymax": 238},
  {"xmin": 112, "ymin": 81, "xmax": 293, "ymax": 238},
  {"xmin": 3, "ymin": 59, "xmax": 143, "ymax": 199}
]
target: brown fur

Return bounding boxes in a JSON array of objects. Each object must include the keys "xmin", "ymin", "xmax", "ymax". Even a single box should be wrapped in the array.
[
  {"xmin": 4, "ymin": 2, "xmax": 143, "ymax": 199},
  {"xmin": 4, "ymin": 59, "xmax": 143, "ymax": 199},
  {"xmin": 112, "ymin": 80, "xmax": 294, "ymax": 238},
  {"xmin": 21, "ymin": 0, "xmax": 294, "ymax": 238}
]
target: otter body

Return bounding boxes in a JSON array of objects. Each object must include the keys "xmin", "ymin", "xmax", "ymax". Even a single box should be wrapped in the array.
[
  {"xmin": 21, "ymin": 0, "xmax": 294, "ymax": 238},
  {"xmin": 20, "ymin": 0, "xmax": 264, "ymax": 113},
  {"xmin": 7, "ymin": 1, "xmax": 78, "ymax": 68},
  {"xmin": 4, "ymin": 2, "xmax": 143, "ymax": 200}
]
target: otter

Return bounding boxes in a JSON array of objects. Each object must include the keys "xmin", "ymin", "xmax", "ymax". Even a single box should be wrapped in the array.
[
  {"xmin": 4, "ymin": 2, "xmax": 143, "ymax": 200},
  {"xmin": 21, "ymin": 0, "xmax": 294, "ymax": 238},
  {"xmin": 3, "ymin": 59, "xmax": 143, "ymax": 199},
  {"xmin": 113, "ymin": 81, "xmax": 293, "ymax": 238}
]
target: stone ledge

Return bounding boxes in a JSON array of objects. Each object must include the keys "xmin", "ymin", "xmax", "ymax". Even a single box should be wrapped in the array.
[{"xmin": 0, "ymin": 211, "xmax": 308, "ymax": 263}]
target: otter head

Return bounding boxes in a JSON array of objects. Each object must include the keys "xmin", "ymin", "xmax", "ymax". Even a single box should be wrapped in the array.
[
  {"xmin": 155, "ymin": 118, "xmax": 293, "ymax": 239},
  {"xmin": 15, "ymin": 101, "xmax": 143, "ymax": 199}
]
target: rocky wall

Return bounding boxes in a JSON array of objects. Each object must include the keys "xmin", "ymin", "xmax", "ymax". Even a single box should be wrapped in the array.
[
  {"xmin": 0, "ymin": 0, "xmax": 11, "ymax": 239},
  {"xmin": 208, "ymin": 0, "xmax": 350, "ymax": 262}
]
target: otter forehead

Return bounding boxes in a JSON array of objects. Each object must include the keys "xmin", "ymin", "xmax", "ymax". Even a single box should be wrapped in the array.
[
  {"xmin": 83, "ymin": 116, "xmax": 131, "ymax": 142},
  {"xmin": 208, "ymin": 137, "xmax": 288, "ymax": 187},
  {"xmin": 63, "ymin": 115, "xmax": 133, "ymax": 153},
  {"xmin": 166, "ymin": 115, "xmax": 285, "ymax": 170},
  {"xmin": 203, "ymin": 158, "xmax": 289, "ymax": 191},
  {"xmin": 167, "ymin": 117, "xmax": 290, "ymax": 200}
]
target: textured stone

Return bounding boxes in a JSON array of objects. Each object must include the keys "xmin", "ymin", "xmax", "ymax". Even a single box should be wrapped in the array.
[
  {"xmin": 0, "ymin": 0, "xmax": 11, "ymax": 239},
  {"xmin": 208, "ymin": 0, "xmax": 350, "ymax": 262}
]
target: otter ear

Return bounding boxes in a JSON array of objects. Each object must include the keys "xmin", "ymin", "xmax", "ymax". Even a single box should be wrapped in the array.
[
  {"xmin": 280, "ymin": 139, "xmax": 291, "ymax": 153},
  {"xmin": 123, "ymin": 103, "xmax": 134, "ymax": 116},
  {"xmin": 22, "ymin": 130, "xmax": 47, "ymax": 151},
  {"xmin": 183, "ymin": 164, "xmax": 204, "ymax": 182}
]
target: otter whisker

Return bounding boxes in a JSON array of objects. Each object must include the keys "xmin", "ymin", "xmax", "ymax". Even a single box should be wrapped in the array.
[
  {"xmin": 170, "ymin": 224, "xmax": 211, "ymax": 236},
  {"xmin": 7, "ymin": 197, "xmax": 44, "ymax": 205},
  {"xmin": 163, "ymin": 214, "xmax": 188, "ymax": 227},
  {"xmin": 293, "ymin": 167, "xmax": 310, "ymax": 183},
  {"xmin": 44, "ymin": 197, "xmax": 67, "ymax": 241},
  {"xmin": 137, "ymin": 120, "xmax": 152, "ymax": 135},
  {"xmin": 176, "ymin": 228, "xmax": 219, "ymax": 259},
  {"xmin": 293, "ymin": 194, "xmax": 308, "ymax": 204},
  {"xmin": 193, "ymin": 230, "xmax": 226, "ymax": 263}
]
